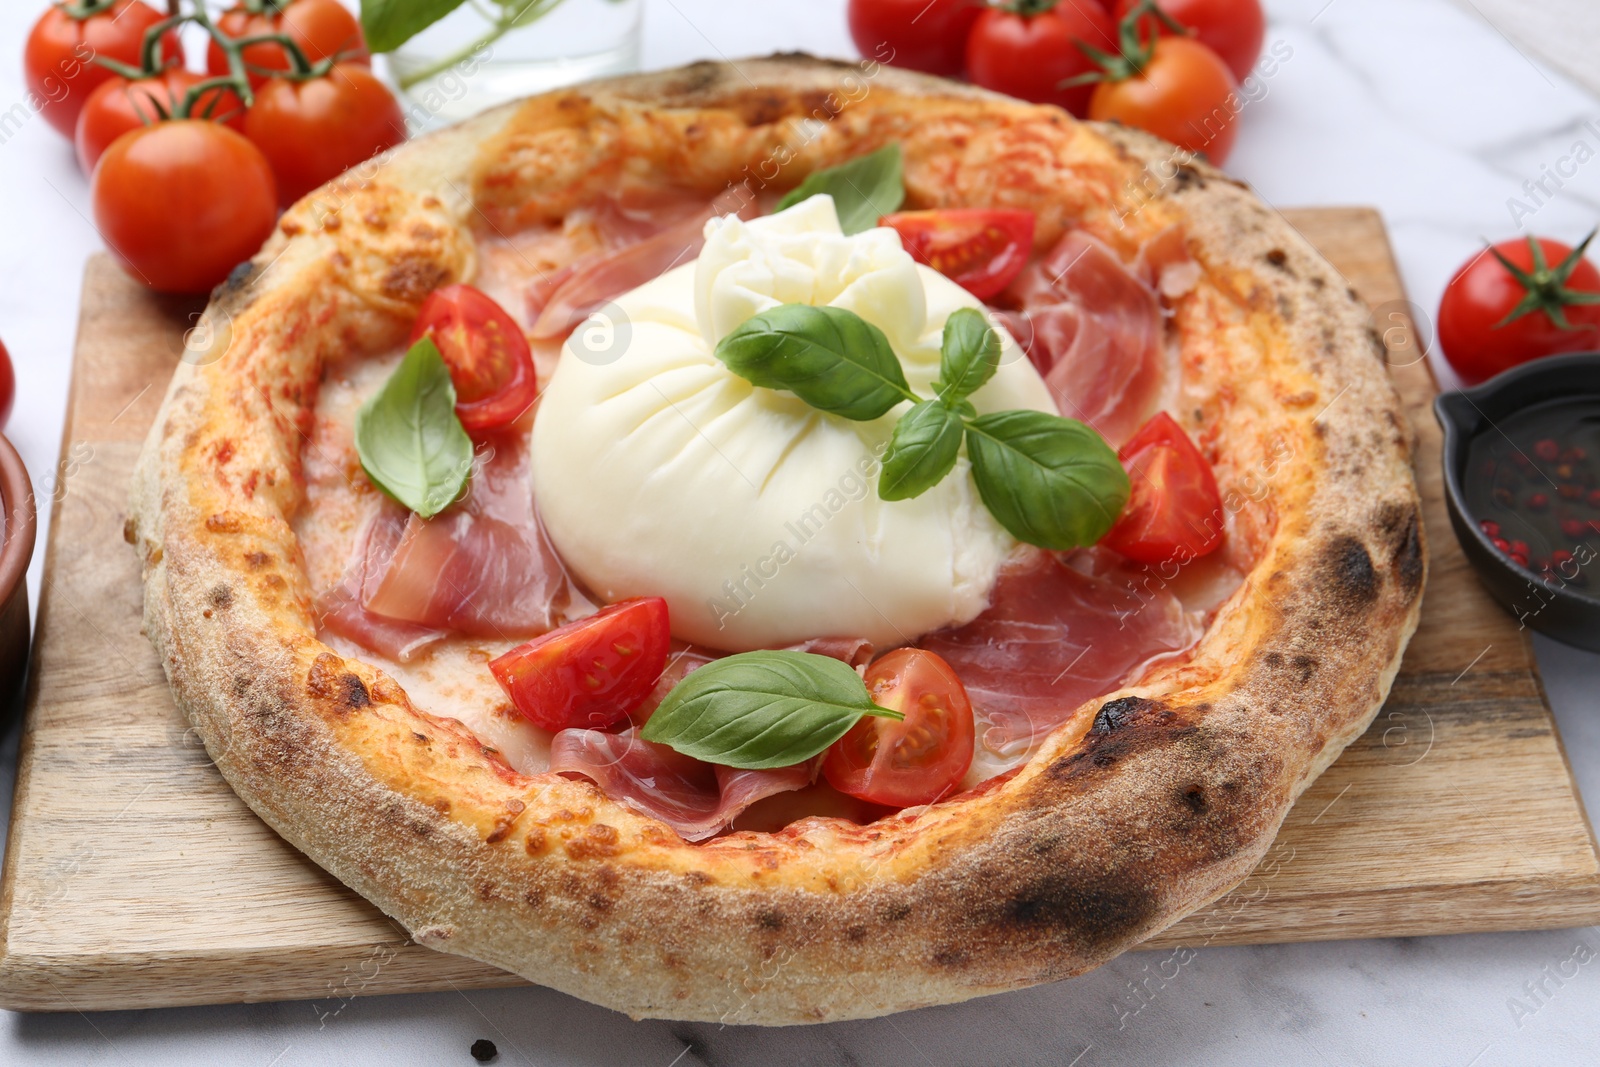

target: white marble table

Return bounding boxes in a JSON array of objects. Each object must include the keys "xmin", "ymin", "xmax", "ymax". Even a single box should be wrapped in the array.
[{"xmin": 0, "ymin": 0, "xmax": 1597, "ymax": 1063}]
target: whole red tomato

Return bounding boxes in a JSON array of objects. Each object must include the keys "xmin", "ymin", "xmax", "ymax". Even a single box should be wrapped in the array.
[
  {"xmin": 25, "ymin": 0, "xmax": 182, "ymax": 138},
  {"xmin": 75, "ymin": 71, "xmax": 247, "ymax": 174},
  {"xmin": 243, "ymin": 63, "xmax": 406, "ymax": 205},
  {"xmin": 1438, "ymin": 234, "xmax": 1600, "ymax": 385},
  {"xmin": 847, "ymin": 0, "xmax": 984, "ymax": 77},
  {"xmin": 92, "ymin": 120, "xmax": 278, "ymax": 294},
  {"xmin": 966, "ymin": 2, "xmax": 1118, "ymax": 116},
  {"xmin": 1088, "ymin": 36, "xmax": 1239, "ymax": 163},
  {"xmin": 1112, "ymin": 0, "xmax": 1264, "ymax": 82},
  {"xmin": 206, "ymin": 0, "xmax": 370, "ymax": 88}
]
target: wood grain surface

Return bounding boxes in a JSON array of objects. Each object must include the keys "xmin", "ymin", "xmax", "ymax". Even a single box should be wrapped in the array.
[{"xmin": 0, "ymin": 208, "xmax": 1597, "ymax": 1013}]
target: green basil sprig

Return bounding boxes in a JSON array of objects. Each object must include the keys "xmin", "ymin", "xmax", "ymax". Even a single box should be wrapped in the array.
[
  {"xmin": 775, "ymin": 145, "xmax": 905, "ymax": 235},
  {"xmin": 354, "ymin": 338, "xmax": 473, "ymax": 519},
  {"xmin": 713, "ymin": 304, "xmax": 1129, "ymax": 549},
  {"xmin": 640, "ymin": 651, "xmax": 903, "ymax": 770}
]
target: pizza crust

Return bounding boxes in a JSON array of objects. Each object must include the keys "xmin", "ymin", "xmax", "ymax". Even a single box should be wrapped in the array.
[{"xmin": 129, "ymin": 55, "xmax": 1424, "ymax": 1023}]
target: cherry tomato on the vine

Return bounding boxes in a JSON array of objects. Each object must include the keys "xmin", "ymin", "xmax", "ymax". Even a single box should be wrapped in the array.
[
  {"xmin": 489, "ymin": 598, "xmax": 672, "ymax": 732},
  {"xmin": 1088, "ymin": 35, "xmax": 1239, "ymax": 164},
  {"xmin": 847, "ymin": 0, "xmax": 984, "ymax": 78},
  {"xmin": 1099, "ymin": 411, "xmax": 1224, "ymax": 565},
  {"xmin": 1112, "ymin": 0, "xmax": 1265, "ymax": 82},
  {"xmin": 881, "ymin": 209, "xmax": 1036, "ymax": 300},
  {"xmin": 965, "ymin": 1, "xmax": 1118, "ymax": 117},
  {"xmin": 243, "ymin": 63, "xmax": 406, "ymax": 206},
  {"xmin": 25, "ymin": 0, "xmax": 182, "ymax": 137},
  {"xmin": 408, "ymin": 285, "xmax": 540, "ymax": 434},
  {"xmin": 206, "ymin": 0, "xmax": 370, "ymax": 89},
  {"xmin": 823, "ymin": 648, "xmax": 975, "ymax": 808},
  {"xmin": 75, "ymin": 70, "xmax": 246, "ymax": 174},
  {"xmin": 92, "ymin": 120, "xmax": 278, "ymax": 295},
  {"xmin": 1438, "ymin": 232, "xmax": 1600, "ymax": 385}
]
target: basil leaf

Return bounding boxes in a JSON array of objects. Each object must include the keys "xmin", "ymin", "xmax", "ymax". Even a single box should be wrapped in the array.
[
  {"xmin": 360, "ymin": 0, "xmax": 467, "ymax": 53},
  {"xmin": 714, "ymin": 303, "xmax": 915, "ymax": 421},
  {"xmin": 879, "ymin": 400, "xmax": 964, "ymax": 501},
  {"xmin": 774, "ymin": 145, "xmax": 905, "ymax": 235},
  {"xmin": 965, "ymin": 410, "xmax": 1130, "ymax": 550},
  {"xmin": 640, "ymin": 651, "xmax": 902, "ymax": 770},
  {"xmin": 355, "ymin": 338, "xmax": 473, "ymax": 519},
  {"xmin": 935, "ymin": 308, "xmax": 1002, "ymax": 407}
]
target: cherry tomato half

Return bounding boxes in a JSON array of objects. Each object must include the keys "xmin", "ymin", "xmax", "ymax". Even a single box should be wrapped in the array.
[
  {"xmin": 1438, "ymin": 234, "xmax": 1600, "ymax": 386},
  {"xmin": 1088, "ymin": 36, "xmax": 1240, "ymax": 164},
  {"xmin": 847, "ymin": 0, "xmax": 984, "ymax": 77},
  {"xmin": 91, "ymin": 120, "xmax": 278, "ymax": 295},
  {"xmin": 823, "ymin": 648, "xmax": 975, "ymax": 808},
  {"xmin": 243, "ymin": 62, "xmax": 406, "ymax": 206},
  {"xmin": 489, "ymin": 598, "xmax": 671, "ymax": 732},
  {"xmin": 1112, "ymin": 0, "xmax": 1265, "ymax": 82},
  {"xmin": 1099, "ymin": 411, "xmax": 1223, "ymax": 565},
  {"xmin": 75, "ymin": 70, "xmax": 246, "ymax": 174},
  {"xmin": 965, "ymin": 2, "xmax": 1117, "ymax": 117},
  {"xmin": 882, "ymin": 209, "xmax": 1035, "ymax": 300},
  {"xmin": 206, "ymin": 0, "xmax": 370, "ymax": 89},
  {"xmin": 408, "ymin": 285, "xmax": 541, "ymax": 434},
  {"xmin": 25, "ymin": 0, "xmax": 182, "ymax": 138}
]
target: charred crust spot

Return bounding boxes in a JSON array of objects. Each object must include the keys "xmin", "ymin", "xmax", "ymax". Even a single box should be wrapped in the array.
[
  {"xmin": 932, "ymin": 946, "xmax": 969, "ymax": 968},
  {"xmin": 845, "ymin": 924, "xmax": 868, "ymax": 942},
  {"xmin": 740, "ymin": 91, "xmax": 788, "ymax": 126},
  {"xmin": 218, "ymin": 260, "xmax": 257, "ymax": 298},
  {"xmin": 208, "ymin": 584, "xmax": 233, "ymax": 609},
  {"xmin": 1325, "ymin": 534, "xmax": 1379, "ymax": 607},
  {"xmin": 1000, "ymin": 872, "xmax": 1155, "ymax": 947},
  {"xmin": 306, "ymin": 653, "xmax": 370, "ymax": 709},
  {"xmin": 880, "ymin": 901, "xmax": 912, "ymax": 923},
  {"xmin": 381, "ymin": 258, "xmax": 451, "ymax": 303},
  {"xmin": 1179, "ymin": 785, "xmax": 1207, "ymax": 814},
  {"xmin": 1377, "ymin": 501, "xmax": 1425, "ymax": 598},
  {"xmin": 1174, "ymin": 164, "xmax": 1203, "ymax": 189},
  {"xmin": 1265, "ymin": 248, "xmax": 1290, "ymax": 271},
  {"xmin": 755, "ymin": 908, "xmax": 786, "ymax": 931},
  {"xmin": 485, "ymin": 800, "xmax": 527, "ymax": 844},
  {"xmin": 1311, "ymin": 276, "xmax": 1326, "ymax": 289},
  {"xmin": 1092, "ymin": 695, "xmax": 1150, "ymax": 734}
]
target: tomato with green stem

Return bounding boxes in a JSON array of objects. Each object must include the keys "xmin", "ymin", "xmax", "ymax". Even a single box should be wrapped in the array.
[
  {"xmin": 92, "ymin": 104, "xmax": 278, "ymax": 294},
  {"xmin": 965, "ymin": 0, "xmax": 1118, "ymax": 117},
  {"xmin": 75, "ymin": 69, "xmax": 246, "ymax": 174},
  {"xmin": 408, "ymin": 285, "xmax": 540, "ymax": 434},
  {"xmin": 490, "ymin": 598, "xmax": 672, "ymax": 732},
  {"xmin": 1438, "ymin": 232, "xmax": 1600, "ymax": 385},
  {"xmin": 25, "ymin": 0, "xmax": 182, "ymax": 137},
  {"xmin": 1111, "ymin": 0, "xmax": 1264, "ymax": 82},
  {"xmin": 206, "ymin": 0, "xmax": 370, "ymax": 89},
  {"xmin": 823, "ymin": 648, "xmax": 975, "ymax": 808},
  {"xmin": 847, "ymin": 0, "xmax": 985, "ymax": 77}
]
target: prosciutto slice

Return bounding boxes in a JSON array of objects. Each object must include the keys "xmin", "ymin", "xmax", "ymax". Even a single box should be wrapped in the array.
[
  {"xmin": 324, "ymin": 432, "xmax": 590, "ymax": 653},
  {"xmin": 995, "ymin": 230, "xmax": 1165, "ymax": 447},
  {"xmin": 317, "ymin": 504, "xmax": 448, "ymax": 662},
  {"xmin": 531, "ymin": 189, "xmax": 758, "ymax": 340},
  {"xmin": 918, "ymin": 548, "xmax": 1199, "ymax": 770},
  {"xmin": 549, "ymin": 728, "xmax": 815, "ymax": 842}
]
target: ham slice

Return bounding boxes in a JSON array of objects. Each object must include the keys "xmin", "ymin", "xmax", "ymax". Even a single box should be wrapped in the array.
[
  {"xmin": 549, "ymin": 728, "xmax": 816, "ymax": 842},
  {"xmin": 324, "ymin": 432, "xmax": 591, "ymax": 653},
  {"xmin": 317, "ymin": 503, "xmax": 448, "ymax": 662},
  {"xmin": 919, "ymin": 548, "xmax": 1199, "ymax": 774},
  {"xmin": 531, "ymin": 189, "xmax": 759, "ymax": 340},
  {"xmin": 996, "ymin": 230, "xmax": 1165, "ymax": 447}
]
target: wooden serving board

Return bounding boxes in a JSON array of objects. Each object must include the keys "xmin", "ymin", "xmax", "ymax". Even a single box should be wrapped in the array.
[{"xmin": 1, "ymin": 209, "xmax": 1598, "ymax": 1013}]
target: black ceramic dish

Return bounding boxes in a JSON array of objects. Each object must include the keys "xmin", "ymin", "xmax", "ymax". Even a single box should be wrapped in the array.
[{"xmin": 1435, "ymin": 351, "xmax": 1600, "ymax": 652}]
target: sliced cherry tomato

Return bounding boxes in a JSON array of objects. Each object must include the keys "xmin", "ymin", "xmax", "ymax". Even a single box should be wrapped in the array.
[
  {"xmin": 206, "ymin": 0, "xmax": 370, "ymax": 89},
  {"xmin": 1087, "ymin": 35, "xmax": 1240, "ymax": 164},
  {"xmin": 1100, "ymin": 411, "xmax": 1223, "ymax": 565},
  {"xmin": 91, "ymin": 119, "xmax": 278, "ymax": 295},
  {"xmin": 823, "ymin": 648, "xmax": 975, "ymax": 808},
  {"xmin": 408, "ymin": 285, "xmax": 540, "ymax": 434},
  {"xmin": 1112, "ymin": 0, "xmax": 1264, "ymax": 82},
  {"xmin": 1438, "ymin": 233, "xmax": 1600, "ymax": 386},
  {"xmin": 243, "ymin": 63, "xmax": 406, "ymax": 206},
  {"xmin": 965, "ymin": 2, "xmax": 1118, "ymax": 117},
  {"xmin": 489, "ymin": 598, "xmax": 671, "ymax": 732},
  {"xmin": 75, "ymin": 70, "xmax": 246, "ymax": 174},
  {"xmin": 881, "ymin": 209, "xmax": 1036, "ymax": 301},
  {"xmin": 25, "ymin": 0, "xmax": 182, "ymax": 137},
  {"xmin": 847, "ymin": 0, "xmax": 985, "ymax": 77}
]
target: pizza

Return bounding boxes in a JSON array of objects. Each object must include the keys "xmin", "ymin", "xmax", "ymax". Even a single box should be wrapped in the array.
[{"xmin": 128, "ymin": 54, "xmax": 1425, "ymax": 1023}]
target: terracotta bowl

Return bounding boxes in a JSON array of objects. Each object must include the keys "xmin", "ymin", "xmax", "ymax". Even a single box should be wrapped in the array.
[{"xmin": 0, "ymin": 433, "xmax": 35, "ymax": 717}]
